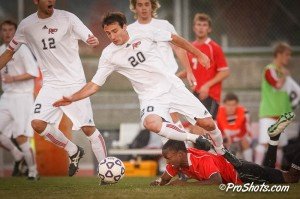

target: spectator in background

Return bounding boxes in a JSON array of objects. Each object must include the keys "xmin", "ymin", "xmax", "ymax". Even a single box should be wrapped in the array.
[
  {"xmin": 178, "ymin": 13, "xmax": 229, "ymax": 119},
  {"xmin": 0, "ymin": 20, "xmax": 39, "ymax": 179},
  {"xmin": 256, "ymin": 42, "xmax": 293, "ymax": 167},
  {"xmin": 216, "ymin": 92, "xmax": 253, "ymax": 162}
]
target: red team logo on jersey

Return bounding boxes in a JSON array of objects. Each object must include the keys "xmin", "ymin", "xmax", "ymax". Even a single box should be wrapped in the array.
[
  {"xmin": 132, "ymin": 41, "xmax": 141, "ymax": 49},
  {"xmin": 48, "ymin": 28, "xmax": 58, "ymax": 34}
]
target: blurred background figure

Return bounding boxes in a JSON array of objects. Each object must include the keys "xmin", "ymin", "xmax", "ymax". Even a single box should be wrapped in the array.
[
  {"xmin": 217, "ymin": 92, "xmax": 253, "ymax": 162},
  {"xmin": 256, "ymin": 42, "xmax": 293, "ymax": 168}
]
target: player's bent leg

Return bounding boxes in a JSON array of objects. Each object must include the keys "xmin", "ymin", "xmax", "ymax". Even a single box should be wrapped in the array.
[
  {"xmin": 31, "ymin": 119, "xmax": 47, "ymax": 134},
  {"xmin": 283, "ymin": 153, "xmax": 300, "ymax": 183},
  {"xmin": 144, "ymin": 115, "xmax": 211, "ymax": 151},
  {"xmin": 16, "ymin": 135, "xmax": 39, "ymax": 180},
  {"xmin": 195, "ymin": 117, "xmax": 215, "ymax": 131},
  {"xmin": 82, "ymin": 126, "xmax": 107, "ymax": 163}
]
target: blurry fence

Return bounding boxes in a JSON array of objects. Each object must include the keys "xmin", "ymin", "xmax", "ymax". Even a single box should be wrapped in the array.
[{"xmin": 0, "ymin": 0, "xmax": 300, "ymax": 53}]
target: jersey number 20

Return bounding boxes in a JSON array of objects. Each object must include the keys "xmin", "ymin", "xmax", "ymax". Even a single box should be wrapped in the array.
[{"xmin": 128, "ymin": 52, "xmax": 146, "ymax": 67}]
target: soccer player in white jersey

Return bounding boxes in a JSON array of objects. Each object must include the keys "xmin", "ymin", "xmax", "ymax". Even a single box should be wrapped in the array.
[
  {"xmin": 53, "ymin": 12, "xmax": 241, "ymax": 168},
  {"xmin": 0, "ymin": 20, "xmax": 39, "ymax": 179},
  {"xmin": 0, "ymin": 0, "xmax": 107, "ymax": 176},
  {"xmin": 128, "ymin": 0, "xmax": 196, "ymax": 134}
]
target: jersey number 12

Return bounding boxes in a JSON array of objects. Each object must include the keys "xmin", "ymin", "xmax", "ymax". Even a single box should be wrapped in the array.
[{"xmin": 42, "ymin": 38, "xmax": 56, "ymax": 50}]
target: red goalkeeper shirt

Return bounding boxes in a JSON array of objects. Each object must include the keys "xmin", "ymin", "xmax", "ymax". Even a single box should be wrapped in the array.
[{"xmin": 166, "ymin": 148, "xmax": 242, "ymax": 184}]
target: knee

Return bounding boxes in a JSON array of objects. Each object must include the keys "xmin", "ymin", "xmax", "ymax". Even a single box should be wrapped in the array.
[
  {"xmin": 31, "ymin": 120, "xmax": 47, "ymax": 134},
  {"xmin": 196, "ymin": 118, "xmax": 215, "ymax": 131},
  {"xmin": 16, "ymin": 135, "xmax": 28, "ymax": 145},
  {"xmin": 81, "ymin": 126, "xmax": 96, "ymax": 136},
  {"xmin": 143, "ymin": 115, "xmax": 162, "ymax": 133}
]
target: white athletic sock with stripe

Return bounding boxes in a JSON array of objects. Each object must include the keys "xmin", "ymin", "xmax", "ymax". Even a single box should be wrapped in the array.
[
  {"xmin": 40, "ymin": 124, "xmax": 77, "ymax": 156},
  {"xmin": 19, "ymin": 141, "xmax": 37, "ymax": 175},
  {"xmin": 207, "ymin": 126, "xmax": 225, "ymax": 155},
  {"xmin": 0, "ymin": 134, "xmax": 23, "ymax": 161},
  {"xmin": 158, "ymin": 122, "xmax": 198, "ymax": 142},
  {"xmin": 87, "ymin": 129, "xmax": 107, "ymax": 163}
]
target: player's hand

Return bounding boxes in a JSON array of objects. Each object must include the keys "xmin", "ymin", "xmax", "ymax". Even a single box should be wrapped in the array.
[
  {"xmin": 186, "ymin": 71, "xmax": 197, "ymax": 88},
  {"xmin": 197, "ymin": 53, "xmax": 210, "ymax": 69},
  {"xmin": 167, "ymin": 179, "xmax": 187, "ymax": 186},
  {"xmin": 53, "ymin": 96, "xmax": 73, "ymax": 107},
  {"xmin": 150, "ymin": 178, "xmax": 161, "ymax": 186},
  {"xmin": 87, "ymin": 34, "xmax": 99, "ymax": 47},
  {"xmin": 2, "ymin": 75, "xmax": 14, "ymax": 83},
  {"xmin": 198, "ymin": 84, "xmax": 209, "ymax": 100}
]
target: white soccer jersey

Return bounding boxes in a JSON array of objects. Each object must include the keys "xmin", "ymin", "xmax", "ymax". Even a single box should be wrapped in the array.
[
  {"xmin": 0, "ymin": 44, "xmax": 38, "ymax": 93},
  {"xmin": 128, "ymin": 18, "xmax": 179, "ymax": 74},
  {"xmin": 8, "ymin": 9, "xmax": 92, "ymax": 87},
  {"xmin": 92, "ymin": 26, "xmax": 184, "ymax": 100}
]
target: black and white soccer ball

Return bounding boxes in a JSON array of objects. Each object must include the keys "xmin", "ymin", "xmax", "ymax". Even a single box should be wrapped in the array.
[{"xmin": 98, "ymin": 157, "xmax": 125, "ymax": 184}]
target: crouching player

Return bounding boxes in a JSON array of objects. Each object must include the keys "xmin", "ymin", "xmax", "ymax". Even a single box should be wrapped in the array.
[{"xmin": 151, "ymin": 112, "xmax": 299, "ymax": 186}]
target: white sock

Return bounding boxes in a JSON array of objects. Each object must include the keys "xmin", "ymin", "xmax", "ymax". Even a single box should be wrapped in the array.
[
  {"xmin": 40, "ymin": 124, "xmax": 77, "ymax": 156},
  {"xmin": 0, "ymin": 134, "xmax": 23, "ymax": 161},
  {"xmin": 255, "ymin": 144, "xmax": 266, "ymax": 165},
  {"xmin": 19, "ymin": 141, "xmax": 37, "ymax": 175},
  {"xmin": 184, "ymin": 141, "xmax": 194, "ymax": 148},
  {"xmin": 87, "ymin": 129, "xmax": 107, "ymax": 163},
  {"xmin": 158, "ymin": 122, "xmax": 198, "ymax": 142},
  {"xmin": 208, "ymin": 126, "xmax": 224, "ymax": 148},
  {"xmin": 243, "ymin": 148, "xmax": 253, "ymax": 162}
]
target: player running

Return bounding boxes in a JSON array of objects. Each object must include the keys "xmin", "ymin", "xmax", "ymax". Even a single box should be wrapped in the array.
[
  {"xmin": 53, "ymin": 12, "xmax": 239, "ymax": 165},
  {"xmin": 0, "ymin": 20, "xmax": 39, "ymax": 179},
  {"xmin": 151, "ymin": 112, "xmax": 299, "ymax": 186},
  {"xmin": 0, "ymin": 0, "xmax": 107, "ymax": 176}
]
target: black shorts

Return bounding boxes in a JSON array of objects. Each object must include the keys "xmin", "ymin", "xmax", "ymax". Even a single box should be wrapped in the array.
[
  {"xmin": 236, "ymin": 160, "xmax": 285, "ymax": 184},
  {"xmin": 193, "ymin": 93, "xmax": 219, "ymax": 120}
]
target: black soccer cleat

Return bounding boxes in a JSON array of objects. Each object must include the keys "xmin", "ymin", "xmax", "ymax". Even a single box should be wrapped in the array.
[
  {"xmin": 194, "ymin": 136, "xmax": 212, "ymax": 151},
  {"xmin": 68, "ymin": 146, "xmax": 85, "ymax": 176},
  {"xmin": 12, "ymin": 159, "xmax": 25, "ymax": 177},
  {"xmin": 222, "ymin": 148, "xmax": 242, "ymax": 168}
]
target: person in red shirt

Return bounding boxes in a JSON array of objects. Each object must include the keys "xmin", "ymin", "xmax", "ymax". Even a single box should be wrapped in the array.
[
  {"xmin": 151, "ymin": 124, "xmax": 300, "ymax": 186},
  {"xmin": 179, "ymin": 13, "xmax": 229, "ymax": 119},
  {"xmin": 217, "ymin": 93, "xmax": 253, "ymax": 162}
]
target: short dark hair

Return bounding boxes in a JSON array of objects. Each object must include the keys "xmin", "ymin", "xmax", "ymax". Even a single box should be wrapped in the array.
[
  {"xmin": 273, "ymin": 42, "xmax": 291, "ymax": 57},
  {"xmin": 193, "ymin": 13, "xmax": 212, "ymax": 27},
  {"xmin": 223, "ymin": 92, "xmax": 239, "ymax": 103},
  {"xmin": 101, "ymin": 12, "xmax": 127, "ymax": 28},
  {"xmin": 0, "ymin": 20, "xmax": 17, "ymax": 30},
  {"xmin": 162, "ymin": 140, "xmax": 187, "ymax": 152}
]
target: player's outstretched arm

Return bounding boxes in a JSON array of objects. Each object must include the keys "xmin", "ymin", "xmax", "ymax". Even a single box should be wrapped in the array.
[
  {"xmin": 171, "ymin": 34, "xmax": 210, "ymax": 69},
  {"xmin": 150, "ymin": 172, "xmax": 172, "ymax": 186},
  {"xmin": 168, "ymin": 173, "xmax": 222, "ymax": 186},
  {"xmin": 53, "ymin": 82, "xmax": 100, "ymax": 107},
  {"xmin": 0, "ymin": 50, "xmax": 14, "ymax": 70}
]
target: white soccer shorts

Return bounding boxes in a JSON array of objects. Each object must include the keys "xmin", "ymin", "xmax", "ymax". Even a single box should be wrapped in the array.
[
  {"xmin": 0, "ymin": 93, "xmax": 34, "ymax": 138},
  {"xmin": 140, "ymin": 84, "xmax": 212, "ymax": 125},
  {"xmin": 32, "ymin": 85, "xmax": 95, "ymax": 130}
]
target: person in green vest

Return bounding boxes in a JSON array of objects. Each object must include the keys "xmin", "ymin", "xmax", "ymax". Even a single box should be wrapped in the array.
[{"xmin": 255, "ymin": 42, "xmax": 293, "ymax": 168}]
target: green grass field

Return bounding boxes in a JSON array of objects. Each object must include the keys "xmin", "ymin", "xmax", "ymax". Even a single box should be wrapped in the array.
[{"xmin": 0, "ymin": 177, "xmax": 299, "ymax": 199}]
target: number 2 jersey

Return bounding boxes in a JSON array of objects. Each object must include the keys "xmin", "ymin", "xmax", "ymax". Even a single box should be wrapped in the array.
[
  {"xmin": 92, "ymin": 26, "xmax": 184, "ymax": 101},
  {"xmin": 8, "ymin": 9, "xmax": 92, "ymax": 88}
]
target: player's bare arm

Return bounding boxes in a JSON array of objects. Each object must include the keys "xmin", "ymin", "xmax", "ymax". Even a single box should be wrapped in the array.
[
  {"xmin": 150, "ymin": 171, "xmax": 172, "ymax": 186},
  {"xmin": 168, "ymin": 173, "xmax": 222, "ymax": 186},
  {"xmin": 2, "ymin": 73, "xmax": 36, "ymax": 83},
  {"xmin": 171, "ymin": 34, "xmax": 210, "ymax": 69},
  {"xmin": 171, "ymin": 44, "xmax": 197, "ymax": 86},
  {"xmin": 86, "ymin": 34, "xmax": 99, "ymax": 47},
  {"xmin": 198, "ymin": 70, "xmax": 230, "ymax": 99},
  {"xmin": 53, "ymin": 82, "xmax": 100, "ymax": 107},
  {"xmin": 0, "ymin": 49, "xmax": 14, "ymax": 70}
]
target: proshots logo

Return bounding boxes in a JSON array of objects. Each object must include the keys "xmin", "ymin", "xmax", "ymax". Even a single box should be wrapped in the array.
[{"xmin": 219, "ymin": 182, "xmax": 290, "ymax": 193}]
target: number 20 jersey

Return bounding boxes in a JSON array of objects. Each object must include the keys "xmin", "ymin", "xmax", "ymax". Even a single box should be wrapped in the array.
[
  {"xmin": 92, "ymin": 26, "xmax": 184, "ymax": 101},
  {"xmin": 8, "ymin": 9, "xmax": 92, "ymax": 88}
]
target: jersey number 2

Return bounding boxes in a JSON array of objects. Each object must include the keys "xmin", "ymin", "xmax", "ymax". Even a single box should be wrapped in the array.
[
  {"xmin": 42, "ymin": 38, "xmax": 56, "ymax": 50},
  {"xmin": 128, "ymin": 52, "xmax": 146, "ymax": 67}
]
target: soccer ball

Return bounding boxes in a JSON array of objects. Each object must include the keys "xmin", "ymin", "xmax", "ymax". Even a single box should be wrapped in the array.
[{"xmin": 98, "ymin": 157, "xmax": 125, "ymax": 184}]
